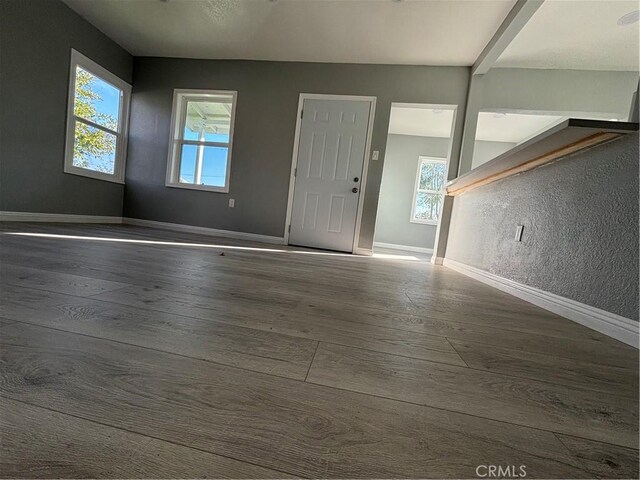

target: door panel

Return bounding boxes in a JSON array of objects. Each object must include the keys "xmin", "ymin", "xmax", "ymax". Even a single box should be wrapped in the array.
[
  {"xmin": 290, "ymin": 98, "xmax": 371, "ymax": 252},
  {"xmin": 302, "ymin": 192, "xmax": 320, "ymax": 230},
  {"xmin": 328, "ymin": 195, "xmax": 345, "ymax": 233}
]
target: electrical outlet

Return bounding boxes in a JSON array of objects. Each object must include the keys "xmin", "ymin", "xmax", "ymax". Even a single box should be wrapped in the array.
[
  {"xmin": 515, "ymin": 225, "xmax": 524, "ymax": 242},
  {"xmin": 228, "ymin": 199, "xmax": 235, "ymax": 208},
  {"xmin": 371, "ymin": 150, "xmax": 379, "ymax": 161}
]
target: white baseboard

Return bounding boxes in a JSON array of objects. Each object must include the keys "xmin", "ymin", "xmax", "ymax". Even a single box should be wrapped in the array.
[
  {"xmin": 431, "ymin": 256, "xmax": 444, "ymax": 265},
  {"xmin": 443, "ymin": 258, "xmax": 639, "ymax": 348},
  {"xmin": 1, "ymin": 211, "xmax": 285, "ymax": 246},
  {"xmin": 354, "ymin": 247, "xmax": 373, "ymax": 256},
  {"xmin": 373, "ymin": 242, "xmax": 433, "ymax": 255},
  {"xmin": 0, "ymin": 211, "xmax": 123, "ymax": 223},
  {"xmin": 122, "ymin": 217, "xmax": 284, "ymax": 245}
]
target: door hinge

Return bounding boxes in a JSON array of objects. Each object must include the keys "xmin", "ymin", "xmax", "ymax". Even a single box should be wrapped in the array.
[
  {"xmin": 288, "ymin": 225, "xmax": 291, "ymax": 233},
  {"xmin": 294, "ymin": 167, "xmax": 297, "ymax": 177},
  {"xmin": 300, "ymin": 109, "xmax": 304, "ymax": 119}
]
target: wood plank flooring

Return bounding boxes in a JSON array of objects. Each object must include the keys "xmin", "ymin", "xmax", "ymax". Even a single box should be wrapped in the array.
[
  {"xmin": 1, "ymin": 397, "xmax": 289, "ymax": 479},
  {"xmin": 0, "ymin": 222, "xmax": 638, "ymax": 478}
]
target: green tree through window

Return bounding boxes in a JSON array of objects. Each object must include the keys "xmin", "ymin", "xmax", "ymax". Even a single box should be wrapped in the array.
[
  {"xmin": 65, "ymin": 50, "xmax": 130, "ymax": 183},
  {"xmin": 412, "ymin": 157, "xmax": 446, "ymax": 223},
  {"xmin": 72, "ymin": 67, "xmax": 118, "ymax": 173}
]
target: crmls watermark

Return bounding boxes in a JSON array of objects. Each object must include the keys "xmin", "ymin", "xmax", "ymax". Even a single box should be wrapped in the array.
[{"xmin": 475, "ymin": 464, "xmax": 527, "ymax": 478}]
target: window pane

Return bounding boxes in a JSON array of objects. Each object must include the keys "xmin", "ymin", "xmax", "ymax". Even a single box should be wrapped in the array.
[
  {"xmin": 179, "ymin": 144, "xmax": 197, "ymax": 183},
  {"xmin": 183, "ymin": 98, "xmax": 232, "ymax": 143},
  {"xmin": 414, "ymin": 192, "xmax": 442, "ymax": 222},
  {"xmin": 419, "ymin": 161, "xmax": 446, "ymax": 191},
  {"xmin": 74, "ymin": 66, "xmax": 121, "ymax": 131},
  {"xmin": 179, "ymin": 144, "xmax": 228, "ymax": 187},
  {"xmin": 72, "ymin": 120, "xmax": 117, "ymax": 174},
  {"xmin": 201, "ymin": 146, "xmax": 229, "ymax": 186}
]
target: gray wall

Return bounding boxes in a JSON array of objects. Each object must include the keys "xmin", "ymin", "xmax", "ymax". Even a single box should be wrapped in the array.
[
  {"xmin": 0, "ymin": 0, "xmax": 133, "ymax": 216},
  {"xmin": 374, "ymin": 134, "xmax": 450, "ymax": 250},
  {"xmin": 446, "ymin": 132, "xmax": 639, "ymax": 320},
  {"xmin": 472, "ymin": 140, "xmax": 517, "ymax": 169},
  {"xmin": 459, "ymin": 68, "xmax": 639, "ymax": 174},
  {"xmin": 124, "ymin": 57, "xmax": 469, "ymax": 249}
]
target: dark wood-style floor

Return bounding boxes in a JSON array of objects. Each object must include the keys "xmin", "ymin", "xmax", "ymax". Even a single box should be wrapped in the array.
[{"xmin": 0, "ymin": 222, "xmax": 637, "ymax": 479}]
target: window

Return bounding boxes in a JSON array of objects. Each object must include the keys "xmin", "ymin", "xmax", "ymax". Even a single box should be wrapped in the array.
[
  {"xmin": 166, "ymin": 89, "xmax": 237, "ymax": 192},
  {"xmin": 64, "ymin": 49, "xmax": 131, "ymax": 183},
  {"xmin": 411, "ymin": 156, "xmax": 447, "ymax": 224}
]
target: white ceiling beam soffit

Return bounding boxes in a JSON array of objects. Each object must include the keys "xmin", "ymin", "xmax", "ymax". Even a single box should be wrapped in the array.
[{"xmin": 472, "ymin": 0, "xmax": 544, "ymax": 76}]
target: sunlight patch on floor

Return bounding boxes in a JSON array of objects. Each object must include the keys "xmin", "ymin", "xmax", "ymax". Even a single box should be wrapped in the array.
[
  {"xmin": 3, "ymin": 232, "xmax": 422, "ymax": 261},
  {"xmin": 372, "ymin": 252, "xmax": 420, "ymax": 261}
]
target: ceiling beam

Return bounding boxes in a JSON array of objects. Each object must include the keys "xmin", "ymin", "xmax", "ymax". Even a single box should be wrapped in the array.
[
  {"xmin": 472, "ymin": 0, "xmax": 544, "ymax": 76},
  {"xmin": 191, "ymin": 103, "xmax": 207, "ymax": 120},
  {"xmin": 187, "ymin": 114, "xmax": 229, "ymax": 120}
]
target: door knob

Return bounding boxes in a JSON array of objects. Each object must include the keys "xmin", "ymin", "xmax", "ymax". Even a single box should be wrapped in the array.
[
  {"xmin": 353, "ymin": 177, "xmax": 359, "ymax": 182},
  {"xmin": 352, "ymin": 187, "xmax": 359, "ymax": 193}
]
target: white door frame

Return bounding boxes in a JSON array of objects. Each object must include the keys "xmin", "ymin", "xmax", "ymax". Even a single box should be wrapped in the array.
[{"xmin": 283, "ymin": 93, "xmax": 377, "ymax": 253}]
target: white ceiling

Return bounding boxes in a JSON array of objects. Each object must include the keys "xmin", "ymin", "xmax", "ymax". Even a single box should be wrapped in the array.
[
  {"xmin": 475, "ymin": 112, "xmax": 565, "ymax": 143},
  {"xmin": 388, "ymin": 106, "xmax": 455, "ymax": 138},
  {"xmin": 61, "ymin": 0, "xmax": 516, "ymax": 65},
  {"xmin": 495, "ymin": 0, "xmax": 640, "ymax": 71}
]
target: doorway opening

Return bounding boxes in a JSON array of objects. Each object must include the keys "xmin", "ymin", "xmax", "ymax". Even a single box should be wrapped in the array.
[{"xmin": 373, "ymin": 103, "xmax": 457, "ymax": 260}]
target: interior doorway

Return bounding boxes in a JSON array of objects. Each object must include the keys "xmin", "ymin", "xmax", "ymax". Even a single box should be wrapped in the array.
[{"xmin": 373, "ymin": 103, "xmax": 456, "ymax": 259}]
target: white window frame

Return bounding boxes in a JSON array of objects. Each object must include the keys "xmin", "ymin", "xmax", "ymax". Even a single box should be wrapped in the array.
[
  {"xmin": 64, "ymin": 49, "xmax": 131, "ymax": 184},
  {"xmin": 410, "ymin": 156, "xmax": 447, "ymax": 225},
  {"xmin": 165, "ymin": 89, "xmax": 237, "ymax": 193}
]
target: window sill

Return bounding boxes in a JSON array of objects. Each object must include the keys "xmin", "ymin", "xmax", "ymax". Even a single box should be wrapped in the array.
[
  {"xmin": 64, "ymin": 166, "xmax": 125, "ymax": 184},
  {"xmin": 410, "ymin": 219, "xmax": 438, "ymax": 226},
  {"xmin": 165, "ymin": 182, "xmax": 229, "ymax": 194}
]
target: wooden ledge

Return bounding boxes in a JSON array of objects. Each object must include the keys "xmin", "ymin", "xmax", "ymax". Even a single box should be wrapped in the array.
[{"xmin": 447, "ymin": 119, "xmax": 638, "ymax": 196}]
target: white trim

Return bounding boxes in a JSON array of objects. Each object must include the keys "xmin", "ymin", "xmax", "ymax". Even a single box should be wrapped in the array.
[
  {"xmin": 410, "ymin": 156, "xmax": 447, "ymax": 225},
  {"xmin": 411, "ymin": 219, "xmax": 439, "ymax": 225},
  {"xmin": 352, "ymin": 96, "xmax": 377, "ymax": 254},
  {"xmin": 472, "ymin": 0, "xmax": 544, "ymax": 75},
  {"xmin": 377, "ymin": 102, "xmax": 458, "ymax": 269},
  {"xmin": 283, "ymin": 93, "xmax": 377, "ymax": 254},
  {"xmin": 283, "ymin": 97, "xmax": 305, "ymax": 244},
  {"xmin": 122, "ymin": 218, "xmax": 284, "ymax": 245},
  {"xmin": 0, "ymin": 211, "xmax": 286, "ymax": 245},
  {"xmin": 373, "ymin": 242, "xmax": 433, "ymax": 255},
  {"xmin": 431, "ymin": 256, "xmax": 445, "ymax": 265},
  {"xmin": 391, "ymin": 102, "xmax": 459, "ymax": 111},
  {"xmin": 64, "ymin": 49, "xmax": 131, "ymax": 184},
  {"xmin": 0, "ymin": 211, "xmax": 122, "ymax": 223},
  {"xmin": 165, "ymin": 89, "xmax": 237, "ymax": 194},
  {"xmin": 443, "ymin": 258, "xmax": 639, "ymax": 348},
  {"xmin": 353, "ymin": 247, "xmax": 373, "ymax": 256}
]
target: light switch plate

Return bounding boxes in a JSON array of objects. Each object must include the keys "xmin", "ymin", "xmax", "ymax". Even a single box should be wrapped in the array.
[
  {"xmin": 229, "ymin": 199, "xmax": 235, "ymax": 208},
  {"xmin": 515, "ymin": 225, "xmax": 524, "ymax": 242},
  {"xmin": 372, "ymin": 150, "xmax": 379, "ymax": 161}
]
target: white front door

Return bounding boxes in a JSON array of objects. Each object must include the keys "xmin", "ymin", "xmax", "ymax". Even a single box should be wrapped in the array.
[{"xmin": 289, "ymin": 98, "xmax": 372, "ymax": 252}]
